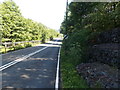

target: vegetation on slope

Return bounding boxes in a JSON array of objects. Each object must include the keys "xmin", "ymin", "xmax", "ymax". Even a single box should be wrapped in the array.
[{"xmin": 60, "ymin": 2, "xmax": 120, "ymax": 88}]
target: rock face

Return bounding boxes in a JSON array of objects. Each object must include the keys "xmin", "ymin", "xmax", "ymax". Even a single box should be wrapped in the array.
[
  {"xmin": 88, "ymin": 43, "xmax": 120, "ymax": 68},
  {"xmin": 77, "ymin": 28, "xmax": 120, "ymax": 88},
  {"xmin": 76, "ymin": 63, "xmax": 119, "ymax": 88},
  {"xmin": 88, "ymin": 28, "xmax": 120, "ymax": 68},
  {"xmin": 95, "ymin": 28, "xmax": 120, "ymax": 43}
]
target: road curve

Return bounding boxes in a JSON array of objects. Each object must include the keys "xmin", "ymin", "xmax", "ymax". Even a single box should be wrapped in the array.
[{"xmin": 1, "ymin": 38, "xmax": 62, "ymax": 89}]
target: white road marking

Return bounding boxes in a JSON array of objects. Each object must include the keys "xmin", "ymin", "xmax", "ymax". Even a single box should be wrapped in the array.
[
  {"xmin": 0, "ymin": 46, "xmax": 48, "ymax": 71},
  {"xmin": 0, "ymin": 39, "xmax": 60, "ymax": 71},
  {"xmin": 1, "ymin": 38, "xmax": 62, "ymax": 88},
  {"xmin": 55, "ymin": 46, "xmax": 61, "ymax": 90}
]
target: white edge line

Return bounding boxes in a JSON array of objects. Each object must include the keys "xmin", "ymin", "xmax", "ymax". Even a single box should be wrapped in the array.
[
  {"xmin": 0, "ymin": 46, "xmax": 48, "ymax": 71},
  {"xmin": 55, "ymin": 46, "xmax": 61, "ymax": 89}
]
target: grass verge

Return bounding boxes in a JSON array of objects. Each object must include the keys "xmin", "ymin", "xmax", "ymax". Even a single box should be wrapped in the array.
[
  {"xmin": 60, "ymin": 48, "xmax": 89, "ymax": 88},
  {"xmin": 0, "ymin": 42, "xmax": 41, "ymax": 54}
]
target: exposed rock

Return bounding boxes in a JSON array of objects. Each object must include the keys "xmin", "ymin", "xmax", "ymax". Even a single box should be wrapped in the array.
[
  {"xmin": 95, "ymin": 28, "xmax": 120, "ymax": 43},
  {"xmin": 88, "ymin": 43, "xmax": 120, "ymax": 68},
  {"xmin": 77, "ymin": 28, "xmax": 120, "ymax": 88},
  {"xmin": 76, "ymin": 62, "xmax": 119, "ymax": 88}
]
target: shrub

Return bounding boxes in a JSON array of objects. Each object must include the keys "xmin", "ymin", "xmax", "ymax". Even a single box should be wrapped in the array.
[
  {"xmin": 25, "ymin": 43, "xmax": 32, "ymax": 48},
  {"xmin": 14, "ymin": 44, "xmax": 24, "ymax": 50}
]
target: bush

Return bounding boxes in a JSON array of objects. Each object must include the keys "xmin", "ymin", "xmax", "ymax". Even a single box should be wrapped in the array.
[
  {"xmin": 25, "ymin": 43, "xmax": 32, "ymax": 48},
  {"xmin": 50, "ymin": 36, "xmax": 53, "ymax": 40},
  {"xmin": 63, "ymin": 29, "xmax": 91, "ymax": 63},
  {"xmin": 14, "ymin": 44, "xmax": 25, "ymax": 50},
  {"xmin": 60, "ymin": 48, "xmax": 88, "ymax": 88}
]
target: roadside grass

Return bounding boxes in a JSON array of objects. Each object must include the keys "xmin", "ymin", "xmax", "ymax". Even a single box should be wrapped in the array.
[
  {"xmin": 0, "ymin": 46, "xmax": 14, "ymax": 54},
  {"xmin": 0, "ymin": 42, "xmax": 41, "ymax": 54},
  {"xmin": 0, "ymin": 39, "xmax": 57, "ymax": 54},
  {"xmin": 60, "ymin": 48, "xmax": 89, "ymax": 88}
]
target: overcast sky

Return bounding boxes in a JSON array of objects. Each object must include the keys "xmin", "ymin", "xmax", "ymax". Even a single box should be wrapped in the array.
[{"xmin": 0, "ymin": 0, "xmax": 72, "ymax": 30}]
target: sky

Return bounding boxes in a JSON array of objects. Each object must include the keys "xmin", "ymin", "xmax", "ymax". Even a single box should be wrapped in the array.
[{"xmin": 0, "ymin": 0, "xmax": 72, "ymax": 30}]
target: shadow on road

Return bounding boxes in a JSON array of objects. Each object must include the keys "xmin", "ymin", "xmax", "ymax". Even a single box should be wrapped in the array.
[
  {"xmin": 2, "ymin": 46, "xmax": 60, "ymax": 88},
  {"xmin": 2, "ymin": 38, "xmax": 62, "ymax": 66}
]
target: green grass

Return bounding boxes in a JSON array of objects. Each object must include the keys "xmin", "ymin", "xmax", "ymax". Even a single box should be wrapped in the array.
[
  {"xmin": 0, "ymin": 46, "xmax": 14, "ymax": 54},
  {"xmin": 0, "ymin": 42, "xmax": 41, "ymax": 54},
  {"xmin": 0, "ymin": 39, "xmax": 52, "ymax": 54},
  {"xmin": 60, "ymin": 48, "xmax": 89, "ymax": 88},
  {"xmin": 0, "ymin": 39, "xmax": 53, "ymax": 54}
]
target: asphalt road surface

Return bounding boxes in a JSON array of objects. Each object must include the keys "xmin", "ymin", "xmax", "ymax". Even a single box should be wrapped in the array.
[{"xmin": 1, "ymin": 38, "xmax": 62, "ymax": 89}]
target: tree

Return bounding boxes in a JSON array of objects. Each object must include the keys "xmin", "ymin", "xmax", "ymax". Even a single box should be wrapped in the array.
[{"xmin": 1, "ymin": 0, "xmax": 59, "ymax": 43}]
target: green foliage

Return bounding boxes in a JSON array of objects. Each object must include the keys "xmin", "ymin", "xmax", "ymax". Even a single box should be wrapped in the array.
[
  {"xmin": 60, "ymin": 48, "xmax": 88, "ymax": 88},
  {"xmin": 1, "ymin": 0, "xmax": 59, "ymax": 43},
  {"xmin": 60, "ymin": 2, "xmax": 120, "ymax": 88},
  {"xmin": 25, "ymin": 43, "xmax": 32, "ymax": 48},
  {"xmin": 61, "ymin": 2, "xmax": 120, "ymax": 62},
  {"xmin": 14, "ymin": 44, "xmax": 24, "ymax": 50},
  {"xmin": 83, "ymin": 3, "xmax": 120, "ymax": 32}
]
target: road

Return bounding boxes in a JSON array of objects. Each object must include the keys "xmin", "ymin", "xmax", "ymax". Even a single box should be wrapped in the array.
[{"xmin": 0, "ymin": 38, "xmax": 62, "ymax": 89}]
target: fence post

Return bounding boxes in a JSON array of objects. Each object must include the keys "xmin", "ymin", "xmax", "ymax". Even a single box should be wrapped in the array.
[
  {"xmin": 23, "ymin": 41, "xmax": 25, "ymax": 47},
  {"xmin": 12, "ymin": 42, "xmax": 15, "ymax": 50},
  {"xmin": 4, "ymin": 43, "xmax": 7, "ymax": 53}
]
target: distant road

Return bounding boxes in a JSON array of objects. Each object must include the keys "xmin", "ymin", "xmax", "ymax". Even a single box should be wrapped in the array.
[{"xmin": 1, "ymin": 38, "xmax": 62, "ymax": 88}]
